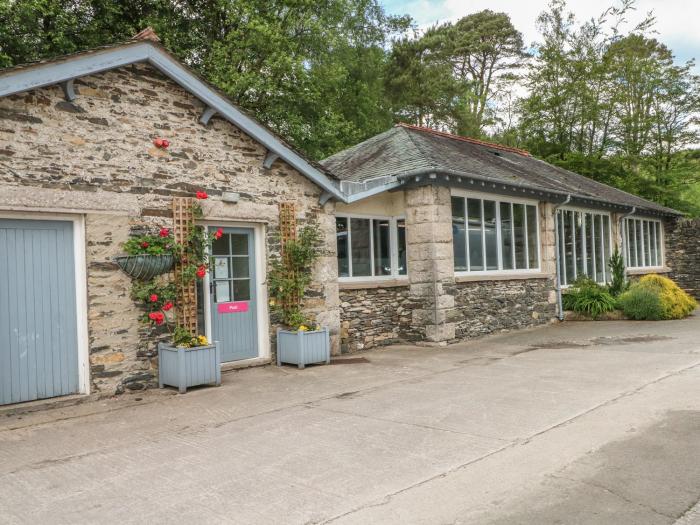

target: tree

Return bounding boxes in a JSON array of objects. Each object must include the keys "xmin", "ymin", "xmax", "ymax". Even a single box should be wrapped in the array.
[
  {"xmin": 432, "ymin": 10, "xmax": 526, "ymax": 136},
  {"xmin": 0, "ymin": 0, "xmax": 408, "ymax": 160},
  {"xmin": 384, "ymin": 34, "xmax": 459, "ymax": 129},
  {"xmin": 517, "ymin": 0, "xmax": 700, "ymax": 215}
]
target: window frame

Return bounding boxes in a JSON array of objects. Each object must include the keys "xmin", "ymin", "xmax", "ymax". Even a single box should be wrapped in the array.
[
  {"xmin": 557, "ymin": 206, "xmax": 614, "ymax": 287},
  {"xmin": 336, "ymin": 212, "xmax": 407, "ymax": 282},
  {"xmin": 623, "ymin": 217, "xmax": 665, "ymax": 270},
  {"xmin": 451, "ymin": 190, "xmax": 541, "ymax": 277}
]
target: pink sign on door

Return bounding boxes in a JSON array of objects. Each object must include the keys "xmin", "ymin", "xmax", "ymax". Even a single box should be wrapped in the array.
[{"xmin": 217, "ymin": 301, "xmax": 249, "ymax": 314}]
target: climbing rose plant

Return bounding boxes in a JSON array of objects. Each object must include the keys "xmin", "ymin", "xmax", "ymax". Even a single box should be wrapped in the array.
[{"xmin": 125, "ymin": 190, "xmax": 223, "ymax": 333}]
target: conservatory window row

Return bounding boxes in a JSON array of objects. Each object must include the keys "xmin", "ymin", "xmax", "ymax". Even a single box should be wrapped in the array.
[
  {"xmin": 557, "ymin": 209, "xmax": 612, "ymax": 286},
  {"xmin": 336, "ymin": 216, "xmax": 407, "ymax": 278},
  {"xmin": 624, "ymin": 218, "xmax": 663, "ymax": 269},
  {"xmin": 451, "ymin": 196, "xmax": 540, "ymax": 273}
]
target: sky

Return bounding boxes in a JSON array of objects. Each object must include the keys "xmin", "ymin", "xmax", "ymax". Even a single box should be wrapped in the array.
[{"xmin": 380, "ymin": 0, "xmax": 699, "ymax": 73}]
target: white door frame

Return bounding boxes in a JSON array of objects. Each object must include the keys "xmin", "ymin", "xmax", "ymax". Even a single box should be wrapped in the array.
[
  {"xmin": 0, "ymin": 211, "xmax": 90, "ymax": 396},
  {"xmin": 198, "ymin": 220, "xmax": 270, "ymax": 364}
]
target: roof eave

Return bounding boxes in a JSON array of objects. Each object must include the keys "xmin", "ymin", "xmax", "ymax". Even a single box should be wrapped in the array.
[{"xmin": 0, "ymin": 41, "xmax": 344, "ymax": 201}]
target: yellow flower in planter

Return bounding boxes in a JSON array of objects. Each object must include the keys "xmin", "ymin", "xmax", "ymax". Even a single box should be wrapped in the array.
[
  {"xmin": 298, "ymin": 325, "xmax": 308, "ymax": 332},
  {"xmin": 197, "ymin": 335, "xmax": 209, "ymax": 346},
  {"xmin": 269, "ymin": 298, "xmax": 277, "ymax": 307}
]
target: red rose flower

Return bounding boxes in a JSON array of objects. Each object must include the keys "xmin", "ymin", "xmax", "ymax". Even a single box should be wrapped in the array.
[
  {"xmin": 162, "ymin": 302, "xmax": 173, "ymax": 311},
  {"xmin": 148, "ymin": 312, "xmax": 158, "ymax": 320},
  {"xmin": 196, "ymin": 191, "xmax": 208, "ymax": 200},
  {"xmin": 149, "ymin": 294, "xmax": 158, "ymax": 302},
  {"xmin": 196, "ymin": 265, "xmax": 206, "ymax": 278},
  {"xmin": 155, "ymin": 315, "xmax": 164, "ymax": 325},
  {"xmin": 159, "ymin": 228, "xmax": 169, "ymax": 237},
  {"xmin": 214, "ymin": 228, "xmax": 223, "ymax": 240},
  {"xmin": 141, "ymin": 241, "xmax": 149, "ymax": 248},
  {"xmin": 161, "ymin": 139, "xmax": 170, "ymax": 148}
]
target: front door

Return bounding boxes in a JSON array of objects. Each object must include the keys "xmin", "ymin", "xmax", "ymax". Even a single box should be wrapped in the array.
[{"xmin": 209, "ymin": 227, "xmax": 258, "ymax": 362}]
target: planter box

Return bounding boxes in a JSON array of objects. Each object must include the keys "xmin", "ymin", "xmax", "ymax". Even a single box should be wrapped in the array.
[
  {"xmin": 158, "ymin": 342, "xmax": 221, "ymax": 393},
  {"xmin": 277, "ymin": 328, "xmax": 330, "ymax": 369}
]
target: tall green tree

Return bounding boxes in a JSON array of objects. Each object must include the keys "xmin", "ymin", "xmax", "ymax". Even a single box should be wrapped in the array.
[
  {"xmin": 0, "ymin": 0, "xmax": 409, "ymax": 160},
  {"xmin": 432, "ymin": 10, "xmax": 526, "ymax": 136},
  {"xmin": 386, "ymin": 9, "xmax": 525, "ymax": 136},
  {"xmin": 384, "ymin": 34, "xmax": 459, "ymax": 128},
  {"xmin": 517, "ymin": 0, "xmax": 700, "ymax": 214}
]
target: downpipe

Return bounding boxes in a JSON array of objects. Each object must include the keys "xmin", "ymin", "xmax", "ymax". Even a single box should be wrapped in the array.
[{"xmin": 553, "ymin": 195, "xmax": 572, "ymax": 321}]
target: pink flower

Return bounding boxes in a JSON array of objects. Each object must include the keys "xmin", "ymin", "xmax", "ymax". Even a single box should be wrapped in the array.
[
  {"xmin": 196, "ymin": 191, "xmax": 208, "ymax": 200},
  {"xmin": 214, "ymin": 228, "xmax": 223, "ymax": 240},
  {"xmin": 159, "ymin": 228, "xmax": 169, "ymax": 237},
  {"xmin": 196, "ymin": 265, "xmax": 206, "ymax": 278},
  {"xmin": 149, "ymin": 294, "xmax": 158, "ymax": 303},
  {"xmin": 141, "ymin": 241, "xmax": 149, "ymax": 248},
  {"xmin": 162, "ymin": 302, "xmax": 173, "ymax": 311}
]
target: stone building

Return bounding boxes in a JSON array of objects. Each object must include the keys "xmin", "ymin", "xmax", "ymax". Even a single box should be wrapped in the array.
[
  {"xmin": 323, "ymin": 124, "xmax": 682, "ymax": 352},
  {"xmin": 0, "ymin": 35, "xmax": 345, "ymax": 404},
  {"xmin": 0, "ymin": 35, "xmax": 686, "ymax": 406}
]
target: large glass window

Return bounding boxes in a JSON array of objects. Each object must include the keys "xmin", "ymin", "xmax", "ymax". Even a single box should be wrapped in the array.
[
  {"xmin": 624, "ymin": 218, "xmax": 663, "ymax": 269},
  {"xmin": 452, "ymin": 195, "xmax": 540, "ymax": 273},
  {"xmin": 557, "ymin": 209, "xmax": 612, "ymax": 285},
  {"xmin": 336, "ymin": 216, "xmax": 407, "ymax": 279}
]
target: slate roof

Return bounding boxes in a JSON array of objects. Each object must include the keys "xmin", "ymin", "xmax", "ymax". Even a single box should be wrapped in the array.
[{"xmin": 321, "ymin": 123, "xmax": 681, "ymax": 216}]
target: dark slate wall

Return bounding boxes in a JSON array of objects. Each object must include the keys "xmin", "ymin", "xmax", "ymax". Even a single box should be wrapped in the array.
[{"xmin": 667, "ymin": 218, "xmax": 700, "ymax": 298}]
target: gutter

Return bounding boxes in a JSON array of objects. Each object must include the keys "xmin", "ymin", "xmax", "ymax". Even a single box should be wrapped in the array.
[{"xmin": 553, "ymin": 195, "xmax": 572, "ymax": 321}]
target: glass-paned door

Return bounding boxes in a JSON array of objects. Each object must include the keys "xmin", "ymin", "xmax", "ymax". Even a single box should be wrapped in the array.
[{"xmin": 209, "ymin": 227, "xmax": 258, "ymax": 362}]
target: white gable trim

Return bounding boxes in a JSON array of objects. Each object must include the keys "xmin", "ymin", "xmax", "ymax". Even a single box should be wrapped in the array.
[{"xmin": 0, "ymin": 42, "xmax": 345, "ymax": 201}]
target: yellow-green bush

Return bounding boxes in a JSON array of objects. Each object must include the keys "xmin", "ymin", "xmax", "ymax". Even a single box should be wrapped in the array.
[{"xmin": 618, "ymin": 274, "xmax": 697, "ymax": 320}]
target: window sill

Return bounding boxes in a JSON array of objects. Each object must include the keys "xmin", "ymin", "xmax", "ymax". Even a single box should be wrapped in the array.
[
  {"xmin": 339, "ymin": 278, "xmax": 409, "ymax": 290},
  {"xmin": 455, "ymin": 272, "xmax": 553, "ymax": 283},
  {"xmin": 626, "ymin": 267, "xmax": 671, "ymax": 276}
]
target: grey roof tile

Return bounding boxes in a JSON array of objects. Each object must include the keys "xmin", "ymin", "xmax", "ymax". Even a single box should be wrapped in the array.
[{"xmin": 321, "ymin": 124, "xmax": 681, "ymax": 215}]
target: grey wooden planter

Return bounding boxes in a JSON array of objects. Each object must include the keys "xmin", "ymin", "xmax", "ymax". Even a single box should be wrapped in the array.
[
  {"xmin": 277, "ymin": 328, "xmax": 330, "ymax": 369},
  {"xmin": 158, "ymin": 342, "xmax": 221, "ymax": 393}
]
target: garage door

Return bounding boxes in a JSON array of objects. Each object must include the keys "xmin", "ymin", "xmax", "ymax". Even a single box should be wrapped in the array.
[{"xmin": 0, "ymin": 218, "xmax": 79, "ymax": 405}]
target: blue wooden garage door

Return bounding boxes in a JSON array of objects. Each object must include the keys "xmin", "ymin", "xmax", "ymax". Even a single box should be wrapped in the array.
[{"xmin": 0, "ymin": 219, "xmax": 79, "ymax": 405}]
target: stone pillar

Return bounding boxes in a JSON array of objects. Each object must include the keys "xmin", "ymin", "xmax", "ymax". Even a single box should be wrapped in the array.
[
  {"xmin": 405, "ymin": 185, "xmax": 456, "ymax": 344},
  {"xmin": 539, "ymin": 202, "xmax": 560, "ymax": 312}
]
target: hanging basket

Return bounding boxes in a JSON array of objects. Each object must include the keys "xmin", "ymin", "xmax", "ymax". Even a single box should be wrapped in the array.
[{"xmin": 114, "ymin": 254, "xmax": 175, "ymax": 280}]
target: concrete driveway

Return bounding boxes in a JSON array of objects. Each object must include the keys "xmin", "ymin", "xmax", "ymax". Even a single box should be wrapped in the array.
[{"xmin": 1, "ymin": 316, "xmax": 699, "ymax": 525}]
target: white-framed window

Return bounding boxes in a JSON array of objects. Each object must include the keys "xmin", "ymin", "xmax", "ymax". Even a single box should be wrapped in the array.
[
  {"xmin": 336, "ymin": 214, "xmax": 407, "ymax": 279},
  {"xmin": 624, "ymin": 217, "xmax": 664, "ymax": 269},
  {"xmin": 451, "ymin": 192, "xmax": 540, "ymax": 274},
  {"xmin": 556, "ymin": 208, "xmax": 612, "ymax": 286}
]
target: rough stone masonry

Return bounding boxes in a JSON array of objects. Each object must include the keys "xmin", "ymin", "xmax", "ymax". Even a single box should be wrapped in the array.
[{"xmin": 0, "ymin": 62, "xmax": 341, "ymax": 394}]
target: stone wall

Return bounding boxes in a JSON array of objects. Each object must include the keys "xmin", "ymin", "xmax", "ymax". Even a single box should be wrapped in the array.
[
  {"xmin": 338, "ymin": 285, "xmax": 419, "ymax": 353},
  {"xmin": 667, "ymin": 218, "xmax": 700, "ymax": 298},
  {"xmin": 0, "ymin": 63, "xmax": 340, "ymax": 395},
  {"xmin": 453, "ymin": 277, "xmax": 557, "ymax": 338},
  {"xmin": 405, "ymin": 185, "xmax": 456, "ymax": 343}
]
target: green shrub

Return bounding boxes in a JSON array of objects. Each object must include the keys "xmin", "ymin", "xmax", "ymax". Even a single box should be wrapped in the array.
[
  {"xmin": 617, "ymin": 286, "xmax": 664, "ymax": 320},
  {"xmin": 617, "ymin": 274, "xmax": 696, "ymax": 320},
  {"xmin": 607, "ymin": 246, "xmax": 628, "ymax": 297},
  {"xmin": 638, "ymin": 274, "xmax": 697, "ymax": 319},
  {"xmin": 563, "ymin": 277, "xmax": 617, "ymax": 319}
]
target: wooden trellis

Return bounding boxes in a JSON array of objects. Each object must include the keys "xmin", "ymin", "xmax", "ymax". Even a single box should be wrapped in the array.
[
  {"xmin": 279, "ymin": 202, "xmax": 298, "ymax": 309},
  {"xmin": 173, "ymin": 197, "xmax": 198, "ymax": 335}
]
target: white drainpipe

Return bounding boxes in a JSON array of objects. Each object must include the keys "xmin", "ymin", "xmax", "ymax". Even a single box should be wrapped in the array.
[{"xmin": 553, "ymin": 195, "xmax": 572, "ymax": 321}]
